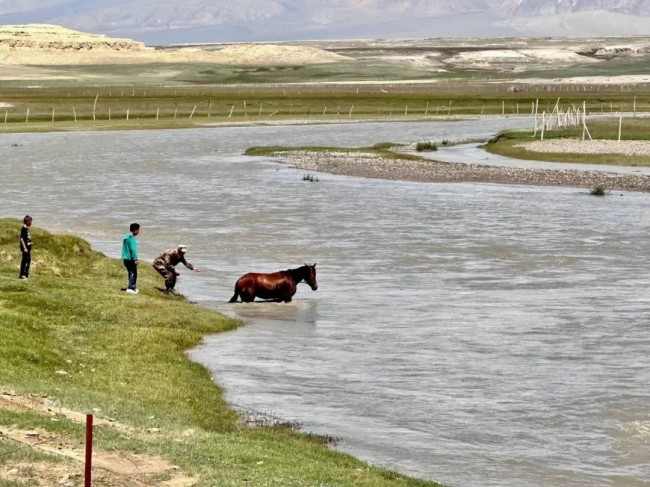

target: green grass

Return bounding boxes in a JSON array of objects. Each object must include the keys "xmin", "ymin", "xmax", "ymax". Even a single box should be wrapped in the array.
[
  {"xmin": 0, "ymin": 219, "xmax": 441, "ymax": 486},
  {"xmin": 1, "ymin": 79, "xmax": 649, "ymax": 133},
  {"xmin": 246, "ymin": 142, "xmax": 423, "ymax": 161},
  {"xmin": 485, "ymin": 117, "xmax": 650, "ymax": 166}
]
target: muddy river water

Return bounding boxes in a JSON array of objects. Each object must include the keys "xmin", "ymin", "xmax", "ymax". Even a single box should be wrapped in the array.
[{"xmin": 1, "ymin": 118, "xmax": 649, "ymax": 487}]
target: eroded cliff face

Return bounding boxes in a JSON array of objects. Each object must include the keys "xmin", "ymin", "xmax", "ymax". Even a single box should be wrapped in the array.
[{"xmin": 0, "ymin": 24, "xmax": 146, "ymax": 51}]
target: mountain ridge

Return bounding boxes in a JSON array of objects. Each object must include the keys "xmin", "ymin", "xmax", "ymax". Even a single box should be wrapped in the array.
[{"xmin": 0, "ymin": 0, "xmax": 649, "ymax": 43}]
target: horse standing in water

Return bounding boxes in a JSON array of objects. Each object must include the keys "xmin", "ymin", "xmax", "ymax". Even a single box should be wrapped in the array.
[{"xmin": 229, "ymin": 264, "xmax": 318, "ymax": 303}]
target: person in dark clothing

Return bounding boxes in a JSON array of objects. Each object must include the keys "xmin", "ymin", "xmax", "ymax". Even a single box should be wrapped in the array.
[
  {"xmin": 121, "ymin": 223, "xmax": 140, "ymax": 294},
  {"xmin": 19, "ymin": 215, "xmax": 32, "ymax": 279},
  {"xmin": 152, "ymin": 245, "xmax": 199, "ymax": 294}
]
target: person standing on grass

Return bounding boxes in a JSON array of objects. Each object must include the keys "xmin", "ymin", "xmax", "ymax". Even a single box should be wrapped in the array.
[
  {"xmin": 152, "ymin": 245, "xmax": 199, "ymax": 295},
  {"xmin": 122, "ymin": 223, "xmax": 140, "ymax": 294},
  {"xmin": 19, "ymin": 215, "xmax": 32, "ymax": 279}
]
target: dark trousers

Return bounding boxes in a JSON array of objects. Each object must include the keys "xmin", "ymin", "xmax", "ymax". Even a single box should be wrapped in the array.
[
  {"xmin": 153, "ymin": 260, "xmax": 176, "ymax": 291},
  {"xmin": 123, "ymin": 259, "xmax": 138, "ymax": 290},
  {"xmin": 20, "ymin": 251, "xmax": 31, "ymax": 278}
]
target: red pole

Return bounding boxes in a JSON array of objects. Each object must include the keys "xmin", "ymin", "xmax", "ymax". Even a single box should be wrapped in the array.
[{"xmin": 85, "ymin": 414, "xmax": 93, "ymax": 487}]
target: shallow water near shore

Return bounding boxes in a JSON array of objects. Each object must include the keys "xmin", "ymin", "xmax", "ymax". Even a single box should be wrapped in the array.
[{"xmin": 2, "ymin": 118, "xmax": 649, "ymax": 487}]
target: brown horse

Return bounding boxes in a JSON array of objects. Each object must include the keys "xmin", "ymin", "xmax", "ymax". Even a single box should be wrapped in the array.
[{"xmin": 229, "ymin": 264, "xmax": 318, "ymax": 303}]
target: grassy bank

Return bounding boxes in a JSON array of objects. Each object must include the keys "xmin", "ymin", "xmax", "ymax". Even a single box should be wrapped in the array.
[
  {"xmin": 485, "ymin": 117, "xmax": 650, "ymax": 166},
  {"xmin": 246, "ymin": 142, "xmax": 421, "ymax": 161},
  {"xmin": 0, "ymin": 219, "xmax": 440, "ymax": 486}
]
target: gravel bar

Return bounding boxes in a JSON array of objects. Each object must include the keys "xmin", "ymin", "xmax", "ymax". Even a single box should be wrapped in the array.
[{"xmin": 272, "ymin": 150, "xmax": 650, "ymax": 193}]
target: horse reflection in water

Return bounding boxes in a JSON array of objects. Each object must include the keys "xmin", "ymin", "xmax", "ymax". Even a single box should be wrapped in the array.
[{"xmin": 229, "ymin": 264, "xmax": 317, "ymax": 303}]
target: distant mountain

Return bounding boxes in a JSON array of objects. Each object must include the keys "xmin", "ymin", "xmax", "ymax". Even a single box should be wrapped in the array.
[
  {"xmin": 0, "ymin": 0, "xmax": 649, "ymax": 43},
  {"xmin": 498, "ymin": 0, "xmax": 650, "ymax": 15}
]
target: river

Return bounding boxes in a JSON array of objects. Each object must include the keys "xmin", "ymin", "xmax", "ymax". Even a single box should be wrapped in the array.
[{"xmin": 1, "ymin": 118, "xmax": 649, "ymax": 487}]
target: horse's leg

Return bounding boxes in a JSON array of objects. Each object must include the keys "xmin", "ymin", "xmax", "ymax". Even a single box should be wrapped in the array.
[{"xmin": 238, "ymin": 286, "xmax": 255, "ymax": 303}]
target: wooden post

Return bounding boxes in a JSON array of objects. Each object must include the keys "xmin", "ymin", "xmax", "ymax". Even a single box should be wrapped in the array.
[
  {"xmin": 108, "ymin": 108, "xmax": 111, "ymax": 121},
  {"xmin": 51, "ymin": 109, "xmax": 55, "ymax": 123},
  {"xmin": 208, "ymin": 99, "xmax": 212, "ymax": 118},
  {"xmin": 425, "ymin": 101, "xmax": 429, "ymax": 116},
  {"xmin": 258, "ymin": 103, "xmax": 263, "ymax": 117},
  {"xmin": 349, "ymin": 105, "xmax": 353, "ymax": 118},
  {"xmin": 541, "ymin": 112, "xmax": 546, "ymax": 140},
  {"xmin": 404, "ymin": 105, "xmax": 408, "ymax": 116},
  {"xmin": 189, "ymin": 105, "xmax": 197, "ymax": 119},
  {"xmin": 92, "ymin": 94, "xmax": 99, "ymax": 121},
  {"xmin": 502, "ymin": 100, "xmax": 504, "ymax": 115},
  {"xmin": 4, "ymin": 110, "xmax": 7, "ymax": 123},
  {"xmin": 228, "ymin": 105, "xmax": 234, "ymax": 118},
  {"xmin": 85, "ymin": 414, "xmax": 93, "ymax": 487},
  {"xmin": 173, "ymin": 108, "xmax": 178, "ymax": 119},
  {"xmin": 243, "ymin": 100, "xmax": 247, "ymax": 117},
  {"xmin": 126, "ymin": 109, "xmax": 129, "ymax": 120},
  {"xmin": 322, "ymin": 106, "xmax": 327, "ymax": 117},
  {"xmin": 73, "ymin": 106, "xmax": 77, "ymax": 122},
  {"xmin": 156, "ymin": 108, "xmax": 159, "ymax": 120},
  {"xmin": 25, "ymin": 108, "xmax": 29, "ymax": 123},
  {"xmin": 618, "ymin": 116, "xmax": 622, "ymax": 142}
]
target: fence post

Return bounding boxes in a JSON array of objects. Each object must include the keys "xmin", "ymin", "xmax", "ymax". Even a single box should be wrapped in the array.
[
  {"xmin": 85, "ymin": 414, "xmax": 93, "ymax": 487},
  {"xmin": 93, "ymin": 94, "xmax": 99, "ymax": 121}
]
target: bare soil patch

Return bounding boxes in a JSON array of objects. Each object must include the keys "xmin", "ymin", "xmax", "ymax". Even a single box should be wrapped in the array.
[{"xmin": 0, "ymin": 390, "xmax": 196, "ymax": 486}]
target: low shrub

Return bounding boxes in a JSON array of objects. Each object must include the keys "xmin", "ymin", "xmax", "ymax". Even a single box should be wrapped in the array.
[{"xmin": 415, "ymin": 141, "xmax": 438, "ymax": 152}]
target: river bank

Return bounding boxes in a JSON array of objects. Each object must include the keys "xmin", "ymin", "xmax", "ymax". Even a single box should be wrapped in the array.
[
  {"xmin": 269, "ymin": 149, "xmax": 650, "ymax": 192},
  {"xmin": 0, "ymin": 218, "xmax": 439, "ymax": 487}
]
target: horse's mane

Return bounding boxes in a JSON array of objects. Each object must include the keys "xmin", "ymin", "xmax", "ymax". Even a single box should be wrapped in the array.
[{"xmin": 284, "ymin": 265, "xmax": 311, "ymax": 281}]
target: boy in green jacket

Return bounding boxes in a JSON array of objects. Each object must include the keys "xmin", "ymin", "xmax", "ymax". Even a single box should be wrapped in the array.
[{"xmin": 122, "ymin": 223, "xmax": 140, "ymax": 294}]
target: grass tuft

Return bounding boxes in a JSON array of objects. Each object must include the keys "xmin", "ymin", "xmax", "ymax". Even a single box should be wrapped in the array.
[
  {"xmin": 302, "ymin": 173, "xmax": 319, "ymax": 182},
  {"xmin": 590, "ymin": 185, "xmax": 608, "ymax": 196},
  {"xmin": 415, "ymin": 141, "xmax": 438, "ymax": 152}
]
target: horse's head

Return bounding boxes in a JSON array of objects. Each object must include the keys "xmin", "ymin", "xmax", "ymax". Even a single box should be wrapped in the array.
[{"xmin": 303, "ymin": 263, "xmax": 318, "ymax": 291}]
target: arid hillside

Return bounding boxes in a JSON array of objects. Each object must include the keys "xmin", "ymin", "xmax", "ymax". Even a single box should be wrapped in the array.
[{"xmin": 0, "ymin": 24, "xmax": 351, "ymax": 66}]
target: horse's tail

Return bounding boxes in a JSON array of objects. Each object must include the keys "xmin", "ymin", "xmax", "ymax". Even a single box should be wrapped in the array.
[{"xmin": 228, "ymin": 288, "xmax": 239, "ymax": 303}]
